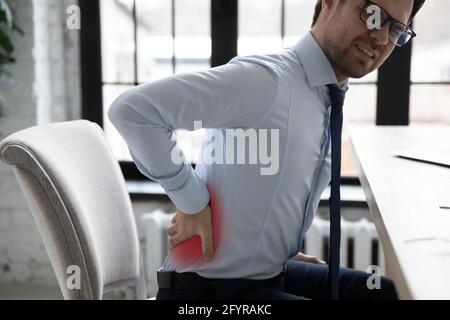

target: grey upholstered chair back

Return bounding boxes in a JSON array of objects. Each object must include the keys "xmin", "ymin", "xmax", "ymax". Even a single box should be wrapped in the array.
[{"xmin": 0, "ymin": 120, "xmax": 146, "ymax": 299}]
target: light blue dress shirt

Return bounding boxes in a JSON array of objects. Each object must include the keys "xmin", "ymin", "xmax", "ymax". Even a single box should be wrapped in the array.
[{"xmin": 108, "ymin": 31, "xmax": 348, "ymax": 280}]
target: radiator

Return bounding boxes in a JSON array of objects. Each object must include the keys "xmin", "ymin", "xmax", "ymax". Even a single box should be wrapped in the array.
[
  {"xmin": 303, "ymin": 217, "xmax": 384, "ymax": 271},
  {"xmin": 140, "ymin": 210, "xmax": 384, "ymax": 297},
  {"xmin": 140, "ymin": 210, "xmax": 173, "ymax": 297}
]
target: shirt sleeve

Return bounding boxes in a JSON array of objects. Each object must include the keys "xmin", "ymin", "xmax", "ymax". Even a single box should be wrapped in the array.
[{"xmin": 107, "ymin": 57, "xmax": 279, "ymax": 214}]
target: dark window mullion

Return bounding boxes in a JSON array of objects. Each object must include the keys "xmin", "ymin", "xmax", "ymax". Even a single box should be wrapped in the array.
[
  {"xmin": 80, "ymin": 0, "xmax": 103, "ymax": 126},
  {"xmin": 211, "ymin": 0, "xmax": 238, "ymax": 67},
  {"xmin": 376, "ymin": 27, "xmax": 414, "ymax": 126}
]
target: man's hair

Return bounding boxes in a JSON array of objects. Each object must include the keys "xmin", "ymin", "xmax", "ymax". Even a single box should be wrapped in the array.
[{"xmin": 311, "ymin": 0, "xmax": 425, "ymax": 27}]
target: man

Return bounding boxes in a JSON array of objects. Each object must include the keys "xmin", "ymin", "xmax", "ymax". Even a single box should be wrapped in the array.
[{"xmin": 108, "ymin": 0, "xmax": 425, "ymax": 300}]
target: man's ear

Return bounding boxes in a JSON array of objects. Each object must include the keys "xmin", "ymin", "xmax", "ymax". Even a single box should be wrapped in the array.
[{"xmin": 321, "ymin": 0, "xmax": 340, "ymax": 20}]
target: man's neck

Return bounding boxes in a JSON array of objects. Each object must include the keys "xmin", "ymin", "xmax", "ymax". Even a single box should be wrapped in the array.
[{"xmin": 310, "ymin": 29, "xmax": 348, "ymax": 87}]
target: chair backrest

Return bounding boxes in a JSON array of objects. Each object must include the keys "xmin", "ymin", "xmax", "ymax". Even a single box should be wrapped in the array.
[{"xmin": 0, "ymin": 120, "xmax": 146, "ymax": 299}]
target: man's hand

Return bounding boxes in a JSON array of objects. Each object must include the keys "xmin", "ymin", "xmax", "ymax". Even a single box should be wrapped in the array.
[
  {"xmin": 292, "ymin": 252, "xmax": 326, "ymax": 265},
  {"xmin": 166, "ymin": 204, "xmax": 214, "ymax": 261}
]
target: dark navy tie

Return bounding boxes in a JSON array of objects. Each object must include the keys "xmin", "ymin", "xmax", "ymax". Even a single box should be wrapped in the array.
[{"xmin": 327, "ymin": 84, "xmax": 346, "ymax": 300}]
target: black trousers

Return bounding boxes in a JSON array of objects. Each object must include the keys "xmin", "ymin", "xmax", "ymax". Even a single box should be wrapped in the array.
[{"xmin": 156, "ymin": 260, "xmax": 398, "ymax": 300}]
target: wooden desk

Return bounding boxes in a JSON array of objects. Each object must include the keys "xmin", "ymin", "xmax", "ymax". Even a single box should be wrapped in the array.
[{"xmin": 349, "ymin": 125, "xmax": 450, "ymax": 300}]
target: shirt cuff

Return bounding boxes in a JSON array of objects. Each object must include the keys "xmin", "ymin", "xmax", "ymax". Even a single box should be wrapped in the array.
[
  {"xmin": 129, "ymin": 150, "xmax": 210, "ymax": 213},
  {"xmin": 162, "ymin": 163, "xmax": 211, "ymax": 214}
]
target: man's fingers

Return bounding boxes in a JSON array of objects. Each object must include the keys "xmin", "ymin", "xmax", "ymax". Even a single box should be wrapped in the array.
[
  {"xmin": 168, "ymin": 233, "xmax": 185, "ymax": 249},
  {"xmin": 310, "ymin": 256, "xmax": 326, "ymax": 265},
  {"xmin": 294, "ymin": 253, "xmax": 326, "ymax": 265},
  {"xmin": 167, "ymin": 224, "xmax": 177, "ymax": 236},
  {"xmin": 316, "ymin": 258, "xmax": 326, "ymax": 265},
  {"xmin": 200, "ymin": 228, "xmax": 214, "ymax": 261},
  {"xmin": 309, "ymin": 256, "xmax": 326, "ymax": 265}
]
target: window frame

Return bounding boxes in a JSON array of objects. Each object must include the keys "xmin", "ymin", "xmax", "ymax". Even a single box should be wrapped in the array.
[
  {"xmin": 80, "ymin": 0, "xmax": 423, "ymax": 194},
  {"xmin": 80, "ymin": 0, "xmax": 238, "ymax": 186}
]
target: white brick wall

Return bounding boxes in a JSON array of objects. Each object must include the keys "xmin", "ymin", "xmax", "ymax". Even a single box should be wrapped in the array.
[
  {"xmin": 0, "ymin": 0, "xmax": 81, "ymax": 287},
  {"xmin": 0, "ymin": 0, "xmax": 48, "ymax": 286},
  {"xmin": 0, "ymin": 1, "xmax": 173, "ymax": 294},
  {"xmin": 34, "ymin": 0, "xmax": 81, "ymax": 124}
]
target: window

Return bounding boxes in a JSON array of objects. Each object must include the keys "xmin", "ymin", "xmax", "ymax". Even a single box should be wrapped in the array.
[
  {"xmin": 283, "ymin": 0, "xmax": 316, "ymax": 47},
  {"xmin": 238, "ymin": 0, "xmax": 282, "ymax": 55},
  {"xmin": 410, "ymin": 0, "xmax": 450, "ymax": 125},
  {"xmin": 237, "ymin": 0, "xmax": 377, "ymax": 177},
  {"xmin": 82, "ymin": 0, "xmax": 439, "ymax": 183},
  {"xmin": 100, "ymin": 0, "xmax": 210, "ymax": 164}
]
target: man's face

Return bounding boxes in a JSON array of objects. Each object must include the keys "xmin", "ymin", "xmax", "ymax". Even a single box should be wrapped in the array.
[{"xmin": 322, "ymin": 0, "xmax": 414, "ymax": 79}]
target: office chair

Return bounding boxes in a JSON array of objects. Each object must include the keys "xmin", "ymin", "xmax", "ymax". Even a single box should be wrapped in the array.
[{"xmin": 0, "ymin": 120, "xmax": 148, "ymax": 299}]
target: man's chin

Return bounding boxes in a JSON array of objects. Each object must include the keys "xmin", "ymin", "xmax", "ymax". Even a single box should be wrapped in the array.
[
  {"xmin": 347, "ymin": 66, "xmax": 373, "ymax": 79},
  {"xmin": 337, "ymin": 59, "xmax": 374, "ymax": 80}
]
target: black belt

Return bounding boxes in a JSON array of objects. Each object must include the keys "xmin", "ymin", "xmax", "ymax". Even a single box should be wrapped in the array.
[
  {"xmin": 157, "ymin": 269, "xmax": 285, "ymax": 292},
  {"xmin": 157, "ymin": 270, "xmax": 213, "ymax": 291}
]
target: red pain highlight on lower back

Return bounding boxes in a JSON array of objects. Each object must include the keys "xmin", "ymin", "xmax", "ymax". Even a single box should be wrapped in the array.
[{"xmin": 169, "ymin": 185, "xmax": 223, "ymax": 269}]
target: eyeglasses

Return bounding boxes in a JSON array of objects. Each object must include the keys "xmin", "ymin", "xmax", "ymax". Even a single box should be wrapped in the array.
[{"xmin": 359, "ymin": 0, "xmax": 417, "ymax": 47}]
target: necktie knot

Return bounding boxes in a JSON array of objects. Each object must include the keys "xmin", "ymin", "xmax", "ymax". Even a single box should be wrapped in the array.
[{"xmin": 327, "ymin": 84, "xmax": 346, "ymax": 109}]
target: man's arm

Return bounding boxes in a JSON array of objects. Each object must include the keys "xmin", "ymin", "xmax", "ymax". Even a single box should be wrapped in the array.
[
  {"xmin": 108, "ymin": 58, "xmax": 278, "ymax": 214},
  {"xmin": 108, "ymin": 58, "xmax": 279, "ymax": 259}
]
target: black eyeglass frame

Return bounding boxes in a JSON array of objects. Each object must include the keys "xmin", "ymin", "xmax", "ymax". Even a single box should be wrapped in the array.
[{"xmin": 359, "ymin": 0, "xmax": 417, "ymax": 47}]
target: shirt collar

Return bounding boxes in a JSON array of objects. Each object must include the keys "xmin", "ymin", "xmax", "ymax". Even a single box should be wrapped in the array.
[{"xmin": 293, "ymin": 31, "xmax": 348, "ymax": 91}]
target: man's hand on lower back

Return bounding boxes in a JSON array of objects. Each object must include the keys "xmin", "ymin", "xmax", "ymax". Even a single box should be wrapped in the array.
[{"xmin": 166, "ymin": 204, "xmax": 214, "ymax": 261}]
